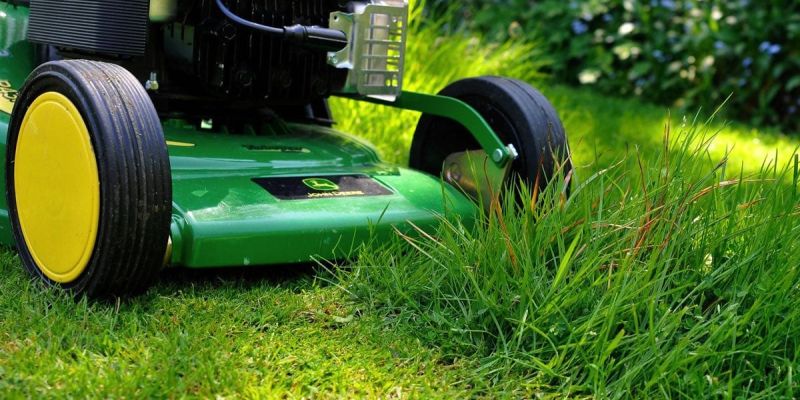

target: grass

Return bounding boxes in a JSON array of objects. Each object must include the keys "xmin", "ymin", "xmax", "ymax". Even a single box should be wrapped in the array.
[
  {"xmin": 2, "ymin": 3, "xmax": 800, "ymax": 398},
  {"xmin": 338, "ymin": 120, "xmax": 800, "ymax": 397},
  {"xmin": 0, "ymin": 264, "xmax": 493, "ymax": 398}
]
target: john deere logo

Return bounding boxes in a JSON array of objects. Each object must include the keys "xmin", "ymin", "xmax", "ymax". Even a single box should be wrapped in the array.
[{"xmin": 303, "ymin": 178, "xmax": 339, "ymax": 192}]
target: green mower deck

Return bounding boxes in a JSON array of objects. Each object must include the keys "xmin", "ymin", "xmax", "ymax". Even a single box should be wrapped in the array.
[
  {"xmin": 163, "ymin": 120, "xmax": 477, "ymax": 267},
  {"xmin": 0, "ymin": 90, "xmax": 479, "ymax": 269}
]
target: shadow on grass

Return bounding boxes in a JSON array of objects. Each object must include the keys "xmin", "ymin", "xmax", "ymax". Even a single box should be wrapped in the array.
[
  {"xmin": 0, "ymin": 245, "xmax": 335, "ymax": 311},
  {"xmin": 156, "ymin": 263, "xmax": 320, "ymax": 291}
]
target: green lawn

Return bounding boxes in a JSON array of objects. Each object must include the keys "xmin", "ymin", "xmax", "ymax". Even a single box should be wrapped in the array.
[
  {"xmin": 2, "ymin": 13, "xmax": 799, "ymax": 399},
  {"xmin": 0, "ymin": 263, "xmax": 489, "ymax": 398}
]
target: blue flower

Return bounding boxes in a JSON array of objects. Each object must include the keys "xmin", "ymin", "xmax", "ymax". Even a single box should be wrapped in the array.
[
  {"xmin": 714, "ymin": 41, "xmax": 726, "ymax": 50},
  {"xmin": 653, "ymin": 50, "xmax": 666, "ymax": 61},
  {"xmin": 660, "ymin": 0, "xmax": 676, "ymax": 9},
  {"xmin": 603, "ymin": 13, "xmax": 613, "ymax": 23},
  {"xmin": 742, "ymin": 57, "xmax": 753, "ymax": 68},
  {"xmin": 759, "ymin": 41, "xmax": 781, "ymax": 55},
  {"xmin": 571, "ymin": 20, "xmax": 589, "ymax": 35}
]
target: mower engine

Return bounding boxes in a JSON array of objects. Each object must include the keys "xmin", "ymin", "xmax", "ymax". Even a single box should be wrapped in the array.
[{"xmin": 27, "ymin": 0, "xmax": 407, "ymax": 111}]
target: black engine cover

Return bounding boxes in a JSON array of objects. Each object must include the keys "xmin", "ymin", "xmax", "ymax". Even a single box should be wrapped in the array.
[
  {"xmin": 27, "ymin": 0, "xmax": 351, "ymax": 109},
  {"xmin": 166, "ymin": 0, "xmax": 348, "ymax": 106},
  {"xmin": 28, "ymin": 0, "xmax": 150, "ymax": 57}
]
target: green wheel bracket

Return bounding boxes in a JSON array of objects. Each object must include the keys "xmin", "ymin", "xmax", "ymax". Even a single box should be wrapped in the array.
[{"xmin": 340, "ymin": 91, "xmax": 518, "ymax": 167}]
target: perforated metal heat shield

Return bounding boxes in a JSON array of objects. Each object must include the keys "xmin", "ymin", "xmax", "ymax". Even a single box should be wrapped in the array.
[{"xmin": 28, "ymin": 0, "xmax": 150, "ymax": 57}]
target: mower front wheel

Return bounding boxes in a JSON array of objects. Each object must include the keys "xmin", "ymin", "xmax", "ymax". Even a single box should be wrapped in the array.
[
  {"xmin": 6, "ymin": 60, "xmax": 172, "ymax": 298},
  {"xmin": 410, "ymin": 76, "xmax": 571, "ymax": 194}
]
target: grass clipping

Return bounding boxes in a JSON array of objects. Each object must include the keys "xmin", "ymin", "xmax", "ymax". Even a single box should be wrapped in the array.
[{"xmin": 337, "ymin": 115, "xmax": 800, "ymax": 397}]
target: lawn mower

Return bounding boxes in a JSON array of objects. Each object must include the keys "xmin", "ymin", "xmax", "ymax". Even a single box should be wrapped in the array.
[{"xmin": 0, "ymin": 0, "xmax": 570, "ymax": 297}]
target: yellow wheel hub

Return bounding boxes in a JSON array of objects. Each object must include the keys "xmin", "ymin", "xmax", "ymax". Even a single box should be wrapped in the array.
[{"xmin": 14, "ymin": 92, "xmax": 100, "ymax": 283}]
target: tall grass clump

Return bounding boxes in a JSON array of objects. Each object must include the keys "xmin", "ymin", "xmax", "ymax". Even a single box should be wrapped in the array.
[
  {"xmin": 329, "ymin": 0, "xmax": 547, "ymax": 165},
  {"xmin": 339, "ymin": 117, "xmax": 800, "ymax": 397}
]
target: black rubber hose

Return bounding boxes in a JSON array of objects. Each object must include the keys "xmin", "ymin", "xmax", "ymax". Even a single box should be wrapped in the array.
[
  {"xmin": 214, "ymin": 0, "xmax": 348, "ymax": 51},
  {"xmin": 214, "ymin": 0, "xmax": 283, "ymax": 35}
]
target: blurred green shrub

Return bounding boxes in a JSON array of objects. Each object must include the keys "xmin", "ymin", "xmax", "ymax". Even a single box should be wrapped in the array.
[{"xmin": 428, "ymin": 0, "xmax": 799, "ymax": 133}]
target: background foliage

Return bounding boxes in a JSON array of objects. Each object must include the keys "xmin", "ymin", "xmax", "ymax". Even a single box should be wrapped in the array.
[{"xmin": 428, "ymin": 0, "xmax": 800, "ymax": 134}]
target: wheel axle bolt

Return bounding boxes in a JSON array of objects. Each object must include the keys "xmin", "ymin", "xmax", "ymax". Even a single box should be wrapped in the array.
[{"xmin": 492, "ymin": 148, "xmax": 505, "ymax": 163}]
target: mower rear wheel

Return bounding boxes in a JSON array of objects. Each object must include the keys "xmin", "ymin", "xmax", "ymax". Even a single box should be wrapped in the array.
[
  {"xmin": 6, "ymin": 60, "xmax": 172, "ymax": 298},
  {"xmin": 410, "ymin": 76, "xmax": 571, "ymax": 193}
]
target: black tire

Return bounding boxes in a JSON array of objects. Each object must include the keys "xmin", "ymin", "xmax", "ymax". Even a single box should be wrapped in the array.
[
  {"xmin": 6, "ymin": 60, "xmax": 172, "ymax": 298},
  {"xmin": 409, "ymin": 76, "xmax": 571, "ymax": 192}
]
